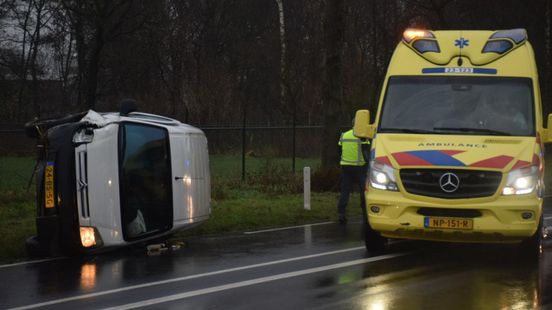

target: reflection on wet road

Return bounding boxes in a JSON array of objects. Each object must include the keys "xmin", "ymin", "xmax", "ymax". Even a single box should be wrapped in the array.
[{"xmin": 1, "ymin": 215, "xmax": 551, "ymax": 309}]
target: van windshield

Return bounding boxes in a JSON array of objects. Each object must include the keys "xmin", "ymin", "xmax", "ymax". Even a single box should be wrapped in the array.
[
  {"xmin": 379, "ymin": 76, "xmax": 535, "ymax": 136},
  {"xmin": 119, "ymin": 123, "xmax": 173, "ymax": 241}
]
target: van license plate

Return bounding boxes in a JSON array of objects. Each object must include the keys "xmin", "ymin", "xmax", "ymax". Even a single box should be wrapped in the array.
[
  {"xmin": 45, "ymin": 162, "xmax": 55, "ymax": 209},
  {"xmin": 424, "ymin": 217, "xmax": 473, "ymax": 230}
]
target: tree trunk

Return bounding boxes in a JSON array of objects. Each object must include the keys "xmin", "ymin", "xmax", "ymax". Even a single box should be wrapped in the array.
[
  {"xmin": 320, "ymin": 0, "xmax": 344, "ymax": 170},
  {"xmin": 30, "ymin": 0, "xmax": 44, "ymax": 117},
  {"xmin": 73, "ymin": 4, "xmax": 86, "ymax": 108},
  {"xmin": 85, "ymin": 26, "xmax": 104, "ymax": 110},
  {"xmin": 16, "ymin": 0, "xmax": 34, "ymax": 119},
  {"xmin": 275, "ymin": 0, "xmax": 286, "ymax": 112}
]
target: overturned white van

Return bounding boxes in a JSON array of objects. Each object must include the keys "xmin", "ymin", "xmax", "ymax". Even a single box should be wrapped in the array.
[{"xmin": 25, "ymin": 105, "xmax": 210, "ymax": 256}]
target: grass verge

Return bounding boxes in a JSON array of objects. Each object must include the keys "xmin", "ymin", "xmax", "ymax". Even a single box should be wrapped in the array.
[
  {"xmin": 0, "ymin": 155, "xmax": 361, "ymax": 263},
  {"xmin": 0, "ymin": 157, "xmax": 37, "ymax": 262}
]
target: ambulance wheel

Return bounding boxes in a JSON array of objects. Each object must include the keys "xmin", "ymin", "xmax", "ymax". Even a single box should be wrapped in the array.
[
  {"xmin": 364, "ymin": 223, "xmax": 387, "ymax": 254},
  {"xmin": 519, "ymin": 216, "xmax": 543, "ymax": 260},
  {"xmin": 25, "ymin": 236, "xmax": 49, "ymax": 258}
]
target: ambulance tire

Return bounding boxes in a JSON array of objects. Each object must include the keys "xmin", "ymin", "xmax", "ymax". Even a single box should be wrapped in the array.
[
  {"xmin": 364, "ymin": 223, "xmax": 387, "ymax": 254},
  {"xmin": 25, "ymin": 235, "xmax": 49, "ymax": 258},
  {"xmin": 519, "ymin": 216, "xmax": 543, "ymax": 260}
]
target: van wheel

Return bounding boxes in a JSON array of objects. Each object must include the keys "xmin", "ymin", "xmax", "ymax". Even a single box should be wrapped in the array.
[
  {"xmin": 25, "ymin": 236, "xmax": 49, "ymax": 258},
  {"xmin": 519, "ymin": 216, "xmax": 543, "ymax": 260},
  {"xmin": 364, "ymin": 222, "xmax": 387, "ymax": 254}
]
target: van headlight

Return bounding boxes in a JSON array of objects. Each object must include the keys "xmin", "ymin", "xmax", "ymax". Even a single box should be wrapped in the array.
[
  {"xmin": 80, "ymin": 226, "xmax": 103, "ymax": 248},
  {"xmin": 502, "ymin": 166, "xmax": 538, "ymax": 195},
  {"xmin": 73, "ymin": 128, "xmax": 94, "ymax": 144},
  {"xmin": 369, "ymin": 161, "xmax": 398, "ymax": 191}
]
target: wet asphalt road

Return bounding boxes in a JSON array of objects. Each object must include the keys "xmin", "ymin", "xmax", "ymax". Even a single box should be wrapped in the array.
[{"xmin": 1, "ymin": 212, "xmax": 552, "ymax": 309}]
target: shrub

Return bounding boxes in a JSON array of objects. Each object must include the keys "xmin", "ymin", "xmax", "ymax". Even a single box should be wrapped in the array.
[
  {"xmin": 311, "ymin": 167, "xmax": 341, "ymax": 192},
  {"xmin": 246, "ymin": 159, "xmax": 303, "ymax": 195}
]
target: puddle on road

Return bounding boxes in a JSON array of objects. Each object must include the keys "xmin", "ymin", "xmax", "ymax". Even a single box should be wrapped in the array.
[{"xmin": 309, "ymin": 242, "xmax": 552, "ymax": 309}]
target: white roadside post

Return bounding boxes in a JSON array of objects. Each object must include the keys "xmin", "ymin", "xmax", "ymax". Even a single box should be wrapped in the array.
[{"xmin": 304, "ymin": 167, "xmax": 311, "ymax": 210}]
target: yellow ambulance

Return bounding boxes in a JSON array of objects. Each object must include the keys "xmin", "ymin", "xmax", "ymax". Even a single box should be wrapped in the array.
[{"xmin": 354, "ymin": 29, "xmax": 549, "ymax": 257}]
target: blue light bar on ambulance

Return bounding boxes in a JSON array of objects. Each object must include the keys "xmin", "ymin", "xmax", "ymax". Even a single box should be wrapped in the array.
[
  {"xmin": 412, "ymin": 40, "xmax": 440, "ymax": 53},
  {"xmin": 490, "ymin": 29, "xmax": 527, "ymax": 44},
  {"xmin": 482, "ymin": 29, "xmax": 527, "ymax": 54},
  {"xmin": 403, "ymin": 29, "xmax": 435, "ymax": 43},
  {"xmin": 482, "ymin": 40, "xmax": 513, "ymax": 54},
  {"xmin": 403, "ymin": 29, "xmax": 440, "ymax": 54}
]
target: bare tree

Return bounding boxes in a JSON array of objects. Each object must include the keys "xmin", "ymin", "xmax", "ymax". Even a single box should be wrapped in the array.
[
  {"xmin": 62, "ymin": 0, "xmax": 145, "ymax": 109},
  {"xmin": 320, "ymin": 0, "xmax": 345, "ymax": 170}
]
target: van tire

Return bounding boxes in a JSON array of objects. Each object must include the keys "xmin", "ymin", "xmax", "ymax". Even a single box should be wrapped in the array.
[
  {"xmin": 25, "ymin": 236, "xmax": 49, "ymax": 258},
  {"xmin": 519, "ymin": 216, "xmax": 543, "ymax": 260}
]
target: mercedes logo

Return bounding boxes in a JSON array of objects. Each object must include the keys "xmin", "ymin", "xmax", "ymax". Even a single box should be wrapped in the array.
[{"xmin": 439, "ymin": 173, "xmax": 460, "ymax": 193}]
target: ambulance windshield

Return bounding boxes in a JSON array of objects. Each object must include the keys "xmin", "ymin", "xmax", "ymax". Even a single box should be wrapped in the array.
[{"xmin": 379, "ymin": 76, "xmax": 535, "ymax": 136}]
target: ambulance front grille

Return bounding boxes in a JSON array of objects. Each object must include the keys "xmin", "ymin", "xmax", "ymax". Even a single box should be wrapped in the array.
[{"xmin": 400, "ymin": 169, "xmax": 502, "ymax": 199}]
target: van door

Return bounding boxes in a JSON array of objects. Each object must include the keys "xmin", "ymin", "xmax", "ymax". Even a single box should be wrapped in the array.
[{"xmin": 171, "ymin": 132, "xmax": 211, "ymax": 223}]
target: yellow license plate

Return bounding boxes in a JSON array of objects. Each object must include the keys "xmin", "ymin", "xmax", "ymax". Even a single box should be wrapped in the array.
[
  {"xmin": 424, "ymin": 217, "xmax": 473, "ymax": 230},
  {"xmin": 45, "ymin": 162, "xmax": 55, "ymax": 209}
]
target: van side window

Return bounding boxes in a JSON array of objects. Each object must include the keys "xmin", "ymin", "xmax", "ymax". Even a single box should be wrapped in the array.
[{"xmin": 119, "ymin": 123, "xmax": 173, "ymax": 240}]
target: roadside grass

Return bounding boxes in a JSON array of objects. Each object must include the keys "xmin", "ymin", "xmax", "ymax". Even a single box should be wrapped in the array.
[
  {"xmin": 0, "ymin": 155, "xmax": 362, "ymax": 263},
  {"xmin": 209, "ymin": 154, "xmax": 320, "ymax": 178},
  {"xmin": 0, "ymin": 157, "xmax": 37, "ymax": 262},
  {"xmin": 180, "ymin": 181, "xmax": 363, "ymax": 237}
]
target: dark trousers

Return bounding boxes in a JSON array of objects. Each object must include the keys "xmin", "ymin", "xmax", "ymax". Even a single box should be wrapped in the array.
[{"xmin": 337, "ymin": 165, "xmax": 368, "ymax": 215}]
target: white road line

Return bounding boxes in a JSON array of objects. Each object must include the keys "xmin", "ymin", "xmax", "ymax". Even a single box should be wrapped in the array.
[
  {"xmin": 103, "ymin": 253, "xmax": 407, "ymax": 310},
  {"xmin": 0, "ymin": 257, "xmax": 67, "ymax": 269},
  {"xmin": 8, "ymin": 246, "xmax": 367, "ymax": 310},
  {"xmin": 244, "ymin": 221, "xmax": 335, "ymax": 234},
  {"xmin": 545, "ymin": 216, "xmax": 552, "ymax": 220}
]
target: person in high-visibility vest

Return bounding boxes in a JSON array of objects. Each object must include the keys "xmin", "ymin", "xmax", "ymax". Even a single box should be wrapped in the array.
[{"xmin": 337, "ymin": 120, "xmax": 370, "ymax": 224}]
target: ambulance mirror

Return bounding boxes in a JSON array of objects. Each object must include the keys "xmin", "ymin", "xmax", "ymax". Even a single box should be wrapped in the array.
[
  {"xmin": 353, "ymin": 110, "xmax": 373, "ymax": 138},
  {"xmin": 544, "ymin": 114, "xmax": 552, "ymax": 144}
]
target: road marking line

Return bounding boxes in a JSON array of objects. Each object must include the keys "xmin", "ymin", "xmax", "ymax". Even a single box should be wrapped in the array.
[
  {"xmin": 0, "ymin": 257, "xmax": 67, "ymax": 269},
  {"xmin": 8, "ymin": 246, "xmax": 367, "ymax": 310},
  {"xmin": 545, "ymin": 216, "xmax": 552, "ymax": 220},
  {"xmin": 244, "ymin": 222, "xmax": 334, "ymax": 234},
  {"xmin": 103, "ymin": 253, "xmax": 408, "ymax": 310}
]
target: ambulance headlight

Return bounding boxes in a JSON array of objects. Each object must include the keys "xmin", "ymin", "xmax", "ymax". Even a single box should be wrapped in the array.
[
  {"xmin": 502, "ymin": 166, "xmax": 538, "ymax": 196},
  {"xmin": 369, "ymin": 161, "xmax": 398, "ymax": 191}
]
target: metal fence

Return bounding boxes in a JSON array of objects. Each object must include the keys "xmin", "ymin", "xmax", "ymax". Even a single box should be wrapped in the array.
[{"xmin": 0, "ymin": 124, "xmax": 332, "ymax": 179}]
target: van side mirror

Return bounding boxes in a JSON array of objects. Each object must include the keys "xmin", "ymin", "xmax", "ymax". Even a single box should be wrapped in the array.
[
  {"xmin": 353, "ymin": 109, "xmax": 375, "ymax": 138},
  {"xmin": 544, "ymin": 113, "xmax": 552, "ymax": 144}
]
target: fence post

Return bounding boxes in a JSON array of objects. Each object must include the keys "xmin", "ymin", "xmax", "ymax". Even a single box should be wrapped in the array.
[
  {"xmin": 303, "ymin": 166, "xmax": 311, "ymax": 210},
  {"xmin": 241, "ymin": 104, "xmax": 247, "ymax": 181}
]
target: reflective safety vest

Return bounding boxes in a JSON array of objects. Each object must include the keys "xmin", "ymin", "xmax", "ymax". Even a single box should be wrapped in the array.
[{"xmin": 339, "ymin": 129, "xmax": 369, "ymax": 166}]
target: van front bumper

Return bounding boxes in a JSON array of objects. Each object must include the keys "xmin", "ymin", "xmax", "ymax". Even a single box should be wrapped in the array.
[{"xmin": 366, "ymin": 189, "xmax": 542, "ymax": 243}]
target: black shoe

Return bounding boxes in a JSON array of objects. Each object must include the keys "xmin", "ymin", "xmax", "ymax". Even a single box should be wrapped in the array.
[{"xmin": 338, "ymin": 214, "xmax": 347, "ymax": 225}]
